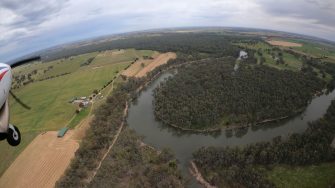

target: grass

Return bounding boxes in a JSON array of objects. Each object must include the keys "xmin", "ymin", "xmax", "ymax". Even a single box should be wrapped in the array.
[
  {"xmin": 269, "ymin": 37, "xmax": 335, "ymax": 63},
  {"xmin": 10, "ymin": 49, "xmax": 155, "ymax": 133},
  {"xmin": 67, "ymin": 106, "xmax": 91, "ymax": 129},
  {"xmin": 236, "ymin": 41, "xmax": 303, "ymax": 71},
  {"xmin": 90, "ymin": 49, "xmax": 156, "ymax": 67},
  {"xmin": 10, "ymin": 62, "xmax": 130, "ymax": 132},
  {"xmin": 236, "ymin": 41, "xmax": 335, "ymax": 77},
  {"xmin": 293, "ymin": 42, "xmax": 335, "ymax": 59},
  {"xmin": 267, "ymin": 163, "xmax": 335, "ymax": 188},
  {"xmin": 282, "ymin": 53, "xmax": 303, "ymax": 70},
  {"xmin": 13, "ymin": 52, "xmax": 99, "ymax": 82},
  {"xmin": 0, "ymin": 49, "xmax": 155, "ymax": 177}
]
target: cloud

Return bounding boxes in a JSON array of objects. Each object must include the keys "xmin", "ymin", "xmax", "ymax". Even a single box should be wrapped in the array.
[
  {"xmin": 0, "ymin": 0, "xmax": 68, "ymax": 27},
  {"xmin": 0, "ymin": 0, "xmax": 335, "ymax": 62},
  {"xmin": 257, "ymin": 0, "xmax": 335, "ymax": 27}
]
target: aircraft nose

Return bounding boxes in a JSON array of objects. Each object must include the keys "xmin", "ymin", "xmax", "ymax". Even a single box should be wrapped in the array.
[{"xmin": 0, "ymin": 63, "xmax": 11, "ymax": 69}]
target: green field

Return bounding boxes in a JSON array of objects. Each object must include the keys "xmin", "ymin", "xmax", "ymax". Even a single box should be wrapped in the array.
[
  {"xmin": 90, "ymin": 49, "xmax": 156, "ymax": 67},
  {"xmin": 10, "ymin": 62, "xmax": 129, "ymax": 132},
  {"xmin": 268, "ymin": 37, "xmax": 335, "ymax": 63},
  {"xmin": 0, "ymin": 49, "xmax": 156, "ymax": 176},
  {"xmin": 13, "ymin": 52, "xmax": 99, "ymax": 83},
  {"xmin": 236, "ymin": 41, "xmax": 335, "ymax": 81},
  {"xmin": 237, "ymin": 41, "xmax": 303, "ymax": 71},
  {"xmin": 267, "ymin": 163, "xmax": 335, "ymax": 188},
  {"xmin": 67, "ymin": 106, "xmax": 91, "ymax": 129}
]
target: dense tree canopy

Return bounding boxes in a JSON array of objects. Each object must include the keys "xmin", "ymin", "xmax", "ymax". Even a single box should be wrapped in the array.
[
  {"xmin": 193, "ymin": 100, "xmax": 335, "ymax": 187},
  {"xmin": 43, "ymin": 33, "xmax": 241, "ymax": 61},
  {"xmin": 154, "ymin": 58, "xmax": 324, "ymax": 130}
]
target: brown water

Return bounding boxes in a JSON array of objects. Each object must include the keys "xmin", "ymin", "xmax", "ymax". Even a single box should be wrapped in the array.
[{"xmin": 127, "ymin": 72, "xmax": 335, "ymax": 187}]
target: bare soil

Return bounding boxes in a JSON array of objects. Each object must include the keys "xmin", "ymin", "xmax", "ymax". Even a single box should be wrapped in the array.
[
  {"xmin": 121, "ymin": 59, "xmax": 152, "ymax": 77},
  {"xmin": 189, "ymin": 161, "xmax": 217, "ymax": 188},
  {"xmin": 136, "ymin": 52, "xmax": 176, "ymax": 77},
  {"xmin": 0, "ymin": 131, "xmax": 79, "ymax": 188},
  {"xmin": 122, "ymin": 52, "xmax": 176, "ymax": 78},
  {"xmin": 267, "ymin": 40, "xmax": 302, "ymax": 47}
]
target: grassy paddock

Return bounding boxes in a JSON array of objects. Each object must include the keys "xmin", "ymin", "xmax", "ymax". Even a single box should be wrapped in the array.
[
  {"xmin": 266, "ymin": 163, "xmax": 335, "ymax": 188},
  {"xmin": 67, "ymin": 106, "xmax": 91, "ymax": 129},
  {"xmin": 10, "ymin": 62, "xmax": 130, "ymax": 132},
  {"xmin": 1, "ymin": 49, "xmax": 155, "ymax": 177}
]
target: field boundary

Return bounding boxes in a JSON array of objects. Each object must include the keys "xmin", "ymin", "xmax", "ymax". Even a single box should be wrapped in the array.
[{"xmin": 86, "ymin": 102, "xmax": 128, "ymax": 184}]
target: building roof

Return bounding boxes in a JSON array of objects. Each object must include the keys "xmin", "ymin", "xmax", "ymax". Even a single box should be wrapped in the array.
[{"xmin": 58, "ymin": 127, "xmax": 69, "ymax": 137}]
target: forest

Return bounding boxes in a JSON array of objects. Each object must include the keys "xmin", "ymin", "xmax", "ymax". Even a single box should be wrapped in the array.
[
  {"xmin": 89, "ymin": 129, "xmax": 185, "ymax": 188},
  {"xmin": 153, "ymin": 58, "xmax": 325, "ymax": 130},
  {"xmin": 56, "ymin": 76, "xmax": 184, "ymax": 187},
  {"xmin": 192, "ymin": 100, "xmax": 335, "ymax": 187},
  {"xmin": 42, "ymin": 32, "xmax": 241, "ymax": 61}
]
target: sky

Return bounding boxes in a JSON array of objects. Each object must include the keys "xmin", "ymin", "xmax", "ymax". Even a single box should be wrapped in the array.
[{"xmin": 0, "ymin": 0, "xmax": 335, "ymax": 62}]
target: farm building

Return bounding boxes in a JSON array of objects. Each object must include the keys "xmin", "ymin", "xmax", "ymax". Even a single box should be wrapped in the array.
[{"xmin": 58, "ymin": 127, "xmax": 69, "ymax": 137}]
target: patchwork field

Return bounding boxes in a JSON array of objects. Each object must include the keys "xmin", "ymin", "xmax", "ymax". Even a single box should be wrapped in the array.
[
  {"xmin": 122, "ymin": 52, "xmax": 176, "ymax": 77},
  {"xmin": 135, "ymin": 52, "xmax": 176, "ymax": 77},
  {"xmin": 0, "ymin": 49, "xmax": 156, "ymax": 176},
  {"xmin": 236, "ymin": 41, "xmax": 304, "ymax": 71},
  {"xmin": 0, "ymin": 131, "xmax": 79, "ymax": 188},
  {"xmin": 267, "ymin": 40, "xmax": 303, "ymax": 47}
]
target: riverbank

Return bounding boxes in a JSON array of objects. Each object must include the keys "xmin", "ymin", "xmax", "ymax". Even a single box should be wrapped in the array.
[
  {"xmin": 189, "ymin": 161, "xmax": 217, "ymax": 188},
  {"xmin": 154, "ymin": 112, "xmax": 300, "ymax": 133},
  {"xmin": 127, "ymin": 69, "xmax": 335, "ymax": 188},
  {"xmin": 150, "ymin": 56, "xmax": 323, "ymax": 133}
]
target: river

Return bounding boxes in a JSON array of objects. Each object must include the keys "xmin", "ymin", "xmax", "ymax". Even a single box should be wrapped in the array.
[{"xmin": 127, "ymin": 72, "xmax": 335, "ymax": 187}]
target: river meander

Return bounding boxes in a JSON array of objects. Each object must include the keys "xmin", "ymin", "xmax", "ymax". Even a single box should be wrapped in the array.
[{"xmin": 127, "ymin": 71, "xmax": 335, "ymax": 187}]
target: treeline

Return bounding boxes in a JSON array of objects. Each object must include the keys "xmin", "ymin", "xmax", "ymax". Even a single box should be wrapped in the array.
[
  {"xmin": 42, "ymin": 33, "xmax": 241, "ymax": 61},
  {"xmin": 56, "ymin": 72, "xmax": 184, "ymax": 187},
  {"xmin": 56, "ymin": 88, "xmax": 128, "ymax": 187},
  {"xmin": 153, "ymin": 59, "xmax": 324, "ymax": 130},
  {"xmin": 283, "ymin": 48, "xmax": 335, "ymax": 88},
  {"xmin": 89, "ymin": 128, "xmax": 185, "ymax": 188},
  {"xmin": 193, "ymin": 100, "xmax": 335, "ymax": 187},
  {"xmin": 80, "ymin": 57, "xmax": 95, "ymax": 66}
]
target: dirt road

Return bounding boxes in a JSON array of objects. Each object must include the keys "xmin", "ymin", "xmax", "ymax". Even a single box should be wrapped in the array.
[{"xmin": 0, "ymin": 52, "xmax": 171, "ymax": 188}]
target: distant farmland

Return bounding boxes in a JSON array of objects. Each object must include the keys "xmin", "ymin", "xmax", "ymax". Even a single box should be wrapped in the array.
[
  {"xmin": 0, "ymin": 49, "xmax": 155, "ymax": 176},
  {"xmin": 267, "ymin": 40, "xmax": 303, "ymax": 47}
]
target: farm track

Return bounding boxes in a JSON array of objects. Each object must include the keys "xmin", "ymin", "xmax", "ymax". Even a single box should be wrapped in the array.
[
  {"xmin": 0, "ymin": 51, "xmax": 174, "ymax": 187},
  {"xmin": 0, "ymin": 63, "xmax": 120, "ymax": 188},
  {"xmin": 86, "ymin": 102, "xmax": 128, "ymax": 184}
]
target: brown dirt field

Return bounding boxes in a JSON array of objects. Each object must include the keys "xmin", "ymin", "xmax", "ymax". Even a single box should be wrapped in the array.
[
  {"xmin": 121, "ymin": 59, "xmax": 152, "ymax": 77},
  {"xmin": 267, "ymin": 40, "xmax": 302, "ymax": 47},
  {"xmin": 123, "ymin": 52, "xmax": 176, "ymax": 78},
  {"xmin": 0, "ymin": 131, "xmax": 79, "ymax": 188},
  {"xmin": 136, "ymin": 52, "xmax": 176, "ymax": 77}
]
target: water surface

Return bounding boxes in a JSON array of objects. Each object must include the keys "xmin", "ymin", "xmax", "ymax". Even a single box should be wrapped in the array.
[{"xmin": 127, "ymin": 72, "xmax": 335, "ymax": 187}]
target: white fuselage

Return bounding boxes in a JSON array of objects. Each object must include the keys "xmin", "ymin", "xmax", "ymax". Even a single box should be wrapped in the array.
[{"xmin": 0, "ymin": 63, "xmax": 12, "ymax": 132}]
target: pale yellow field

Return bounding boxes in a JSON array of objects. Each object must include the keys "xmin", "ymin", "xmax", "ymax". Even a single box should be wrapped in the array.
[
  {"xmin": 267, "ymin": 40, "xmax": 303, "ymax": 47},
  {"xmin": 122, "ymin": 52, "xmax": 176, "ymax": 77},
  {"xmin": 0, "ymin": 131, "xmax": 79, "ymax": 188}
]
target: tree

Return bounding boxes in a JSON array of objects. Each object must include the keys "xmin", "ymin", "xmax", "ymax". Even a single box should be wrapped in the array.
[{"xmin": 93, "ymin": 89, "xmax": 99, "ymax": 94}]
